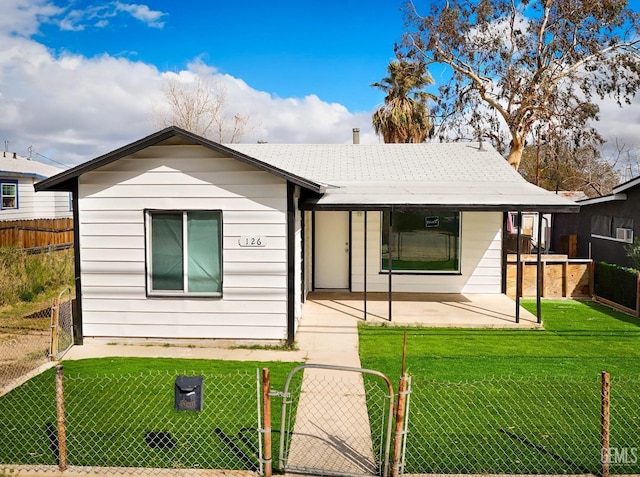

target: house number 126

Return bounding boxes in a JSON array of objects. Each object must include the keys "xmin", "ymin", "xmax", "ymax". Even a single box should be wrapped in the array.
[{"xmin": 239, "ymin": 236, "xmax": 267, "ymax": 247}]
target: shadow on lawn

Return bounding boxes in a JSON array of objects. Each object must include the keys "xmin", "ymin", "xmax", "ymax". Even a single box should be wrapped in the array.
[{"xmin": 584, "ymin": 301, "xmax": 640, "ymax": 327}]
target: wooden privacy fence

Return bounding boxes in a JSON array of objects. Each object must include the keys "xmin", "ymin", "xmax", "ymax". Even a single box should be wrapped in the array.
[
  {"xmin": 507, "ymin": 254, "xmax": 592, "ymax": 299},
  {"xmin": 0, "ymin": 218, "xmax": 73, "ymax": 249}
]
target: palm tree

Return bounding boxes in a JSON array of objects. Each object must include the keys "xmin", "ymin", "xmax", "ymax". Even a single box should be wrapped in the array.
[{"xmin": 371, "ymin": 59, "xmax": 436, "ymax": 143}]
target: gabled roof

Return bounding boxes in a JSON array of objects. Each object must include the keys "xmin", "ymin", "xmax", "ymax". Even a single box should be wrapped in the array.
[
  {"xmin": 576, "ymin": 174, "xmax": 640, "ymax": 206},
  {"xmin": 35, "ymin": 127, "xmax": 578, "ymax": 212},
  {"xmin": 0, "ymin": 153, "xmax": 63, "ymax": 181},
  {"xmin": 35, "ymin": 127, "xmax": 325, "ymax": 193},
  {"xmin": 612, "ymin": 175, "xmax": 640, "ymax": 194},
  {"xmin": 228, "ymin": 143, "xmax": 578, "ymax": 212}
]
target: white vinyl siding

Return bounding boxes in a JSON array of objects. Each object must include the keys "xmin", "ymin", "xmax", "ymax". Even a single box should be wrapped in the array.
[
  {"xmin": 351, "ymin": 211, "xmax": 502, "ymax": 293},
  {"xmin": 78, "ymin": 144, "xmax": 288, "ymax": 340},
  {"xmin": 0, "ymin": 176, "xmax": 72, "ymax": 220}
]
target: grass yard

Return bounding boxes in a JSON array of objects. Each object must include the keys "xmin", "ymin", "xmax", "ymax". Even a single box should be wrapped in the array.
[
  {"xmin": 359, "ymin": 299, "xmax": 640, "ymax": 474},
  {"xmin": 359, "ymin": 299, "xmax": 640, "ymax": 382},
  {"xmin": 0, "ymin": 357, "xmax": 301, "ymax": 471}
]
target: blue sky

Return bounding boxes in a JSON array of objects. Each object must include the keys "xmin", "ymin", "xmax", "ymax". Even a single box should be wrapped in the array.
[
  {"xmin": 1, "ymin": 0, "xmax": 639, "ymax": 170},
  {"xmin": 36, "ymin": 0, "xmax": 407, "ymax": 113},
  {"xmin": 0, "ymin": 0, "xmax": 421, "ymax": 165}
]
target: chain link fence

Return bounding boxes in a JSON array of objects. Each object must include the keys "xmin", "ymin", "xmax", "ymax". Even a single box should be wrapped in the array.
[
  {"xmin": 276, "ymin": 365, "xmax": 394, "ymax": 477},
  {"xmin": 1, "ymin": 366, "xmax": 263, "ymax": 475},
  {"xmin": 0, "ymin": 306, "xmax": 51, "ymax": 392},
  {"xmin": 1, "ymin": 356, "xmax": 638, "ymax": 476},
  {"xmin": 403, "ymin": 374, "xmax": 640, "ymax": 476},
  {"xmin": 609, "ymin": 376, "xmax": 640, "ymax": 475}
]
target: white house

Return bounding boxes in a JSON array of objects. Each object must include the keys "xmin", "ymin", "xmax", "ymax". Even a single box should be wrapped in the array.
[
  {"xmin": 0, "ymin": 151, "xmax": 71, "ymax": 220},
  {"xmin": 35, "ymin": 127, "xmax": 577, "ymax": 345}
]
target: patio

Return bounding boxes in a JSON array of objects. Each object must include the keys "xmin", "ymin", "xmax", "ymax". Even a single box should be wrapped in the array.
[{"xmin": 303, "ymin": 292, "xmax": 542, "ymax": 329}]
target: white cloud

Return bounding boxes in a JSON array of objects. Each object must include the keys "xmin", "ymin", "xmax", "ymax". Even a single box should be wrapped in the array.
[
  {"xmin": 5, "ymin": 0, "xmax": 169, "ymax": 32},
  {"xmin": 0, "ymin": 2, "xmax": 375, "ymax": 168},
  {"xmin": 0, "ymin": 0, "xmax": 62, "ymax": 37},
  {"xmin": 114, "ymin": 2, "xmax": 166, "ymax": 28}
]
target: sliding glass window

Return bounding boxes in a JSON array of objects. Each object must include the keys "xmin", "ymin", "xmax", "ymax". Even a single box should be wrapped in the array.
[{"xmin": 148, "ymin": 210, "xmax": 222, "ymax": 296}]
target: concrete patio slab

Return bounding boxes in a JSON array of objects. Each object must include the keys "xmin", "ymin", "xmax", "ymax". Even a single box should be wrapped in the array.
[{"xmin": 304, "ymin": 292, "xmax": 543, "ymax": 329}]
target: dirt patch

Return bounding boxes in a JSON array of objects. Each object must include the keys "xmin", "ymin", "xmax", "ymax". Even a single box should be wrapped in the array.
[{"xmin": 0, "ymin": 330, "xmax": 50, "ymax": 388}]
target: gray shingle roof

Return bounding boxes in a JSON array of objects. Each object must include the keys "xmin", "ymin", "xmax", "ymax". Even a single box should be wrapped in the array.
[
  {"xmin": 227, "ymin": 142, "xmax": 578, "ymax": 211},
  {"xmin": 0, "ymin": 153, "xmax": 63, "ymax": 180}
]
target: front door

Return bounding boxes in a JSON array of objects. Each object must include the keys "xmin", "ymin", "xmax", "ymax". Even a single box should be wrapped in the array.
[{"xmin": 314, "ymin": 211, "xmax": 349, "ymax": 289}]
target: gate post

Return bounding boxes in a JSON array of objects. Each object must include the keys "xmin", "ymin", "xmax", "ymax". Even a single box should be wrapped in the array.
[
  {"xmin": 391, "ymin": 374, "xmax": 409, "ymax": 477},
  {"xmin": 55, "ymin": 365, "xmax": 67, "ymax": 471},
  {"xmin": 262, "ymin": 368, "xmax": 272, "ymax": 477},
  {"xmin": 49, "ymin": 296, "xmax": 59, "ymax": 358}
]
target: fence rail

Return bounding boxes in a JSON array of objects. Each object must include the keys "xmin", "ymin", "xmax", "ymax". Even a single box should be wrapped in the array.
[{"xmin": 0, "ymin": 218, "xmax": 73, "ymax": 249}]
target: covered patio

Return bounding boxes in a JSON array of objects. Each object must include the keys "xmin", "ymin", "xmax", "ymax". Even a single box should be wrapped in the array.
[
  {"xmin": 231, "ymin": 140, "xmax": 579, "ymax": 343},
  {"xmin": 303, "ymin": 291, "xmax": 542, "ymax": 328}
]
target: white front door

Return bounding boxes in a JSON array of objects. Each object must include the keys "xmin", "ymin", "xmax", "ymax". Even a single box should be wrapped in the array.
[{"xmin": 314, "ymin": 211, "xmax": 349, "ymax": 289}]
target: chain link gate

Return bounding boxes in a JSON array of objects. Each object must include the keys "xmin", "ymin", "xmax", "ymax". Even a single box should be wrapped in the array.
[
  {"xmin": 49, "ymin": 287, "xmax": 73, "ymax": 359},
  {"xmin": 277, "ymin": 364, "xmax": 395, "ymax": 477}
]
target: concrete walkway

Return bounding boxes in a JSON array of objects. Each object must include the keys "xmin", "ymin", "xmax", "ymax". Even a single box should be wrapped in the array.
[
  {"xmin": 284, "ymin": 299, "xmax": 378, "ymax": 476},
  {"xmin": 63, "ymin": 339, "xmax": 308, "ymax": 362}
]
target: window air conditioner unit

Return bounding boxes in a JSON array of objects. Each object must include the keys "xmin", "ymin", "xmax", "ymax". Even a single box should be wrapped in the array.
[{"xmin": 616, "ymin": 228, "xmax": 633, "ymax": 243}]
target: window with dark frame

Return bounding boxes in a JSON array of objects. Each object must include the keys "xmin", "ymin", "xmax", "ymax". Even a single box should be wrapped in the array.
[
  {"xmin": 147, "ymin": 210, "xmax": 222, "ymax": 296},
  {"xmin": 591, "ymin": 215, "xmax": 634, "ymax": 243},
  {"xmin": 381, "ymin": 210, "xmax": 460, "ymax": 272}
]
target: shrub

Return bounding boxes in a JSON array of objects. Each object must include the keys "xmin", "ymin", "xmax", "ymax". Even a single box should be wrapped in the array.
[
  {"xmin": 594, "ymin": 261, "xmax": 638, "ymax": 310},
  {"xmin": 624, "ymin": 237, "xmax": 640, "ymax": 271}
]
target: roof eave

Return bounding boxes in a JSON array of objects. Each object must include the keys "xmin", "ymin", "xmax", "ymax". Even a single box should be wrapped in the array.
[
  {"xmin": 0, "ymin": 170, "xmax": 49, "ymax": 181},
  {"xmin": 299, "ymin": 200, "xmax": 580, "ymax": 213},
  {"xmin": 577, "ymin": 193, "xmax": 627, "ymax": 206},
  {"xmin": 612, "ymin": 176, "xmax": 640, "ymax": 194}
]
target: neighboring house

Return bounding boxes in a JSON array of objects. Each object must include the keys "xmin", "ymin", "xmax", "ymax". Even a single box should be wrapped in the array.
[
  {"xmin": 0, "ymin": 151, "xmax": 71, "ymax": 220},
  {"xmin": 35, "ymin": 127, "xmax": 577, "ymax": 344},
  {"xmin": 553, "ymin": 176, "xmax": 640, "ymax": 267}
]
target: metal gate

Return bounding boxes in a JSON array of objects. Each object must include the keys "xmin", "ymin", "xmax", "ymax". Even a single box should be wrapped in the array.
[
  {"xmin": 278, "ymin": 364, "xmax": 395, "ymax": 477},
  {"xmin": 49, "ymin": 287, "xmax": 73, "ymax": 359}
]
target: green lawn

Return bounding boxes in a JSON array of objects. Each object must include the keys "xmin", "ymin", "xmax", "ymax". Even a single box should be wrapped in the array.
[
  {"xmin": 359, "ymin": 299, "xmax": 640, "ymax": 474},
  {"xmin": 359, "ymin": 299, "xmax": 640, "ymax": 382},
  {"xmin": 0, "ymin": 357, "xmax": 301, "ymax": 471}
]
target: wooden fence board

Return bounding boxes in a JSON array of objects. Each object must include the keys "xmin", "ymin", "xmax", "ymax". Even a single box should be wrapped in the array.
[{"xmin": 0, "ymin": 218, "xmax": 73, "ymax": 249}]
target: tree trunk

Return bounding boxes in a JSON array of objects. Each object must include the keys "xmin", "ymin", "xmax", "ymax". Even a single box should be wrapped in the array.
[{"xmin": 507, "ymin": 135, "xmax": 525, "ymax": 170}]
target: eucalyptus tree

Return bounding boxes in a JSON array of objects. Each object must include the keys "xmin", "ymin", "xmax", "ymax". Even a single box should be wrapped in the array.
[{"xmin": 401, "ymin": 0, "xmax": 640, "ymax": 169}]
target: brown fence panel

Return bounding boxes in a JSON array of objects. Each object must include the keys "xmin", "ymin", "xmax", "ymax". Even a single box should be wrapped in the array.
[
  {"xmin": 0, "ymin": 218, "xmax": 73, "ymax": 249},
  {"xmin": 507, "ymin": 254, "xmax": 592, "ymax": 298}
]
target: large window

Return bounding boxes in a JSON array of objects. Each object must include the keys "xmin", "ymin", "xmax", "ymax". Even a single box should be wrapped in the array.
[
  {"xmin": 1, "ymin": 181, "xmax": 17, "ymax": 209},
  {"xmin": 147, "ymin": 210, "xmax": 222, "ymax": 296},
  {"xmin": 382, "ymin": 210, "xmax": 460, "ymax": 272}
]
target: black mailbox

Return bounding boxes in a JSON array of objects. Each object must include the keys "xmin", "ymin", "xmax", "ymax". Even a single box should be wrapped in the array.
[{"xmin": 174, "ymin": 376, "xmax": 203, "ymax": 411}]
